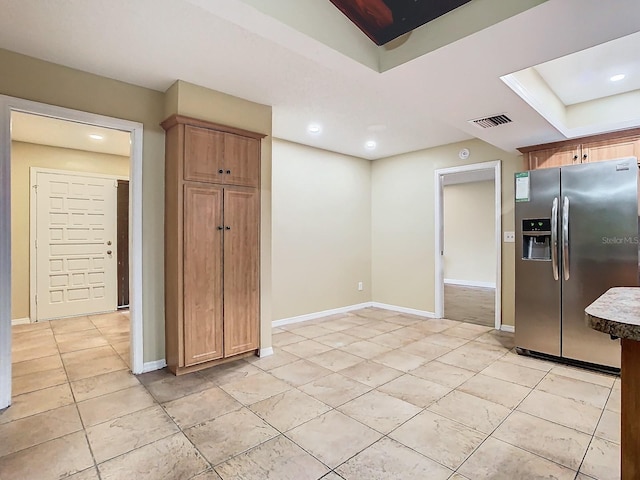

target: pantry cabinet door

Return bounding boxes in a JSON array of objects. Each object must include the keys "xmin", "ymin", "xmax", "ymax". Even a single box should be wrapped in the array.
[
  {"xmin": 223, "ymin": 186, "xmax": 259, "ymax": 356},
  {"xmin": 183, "ymin": 184, "xmax": 224, "ymax": 365}
]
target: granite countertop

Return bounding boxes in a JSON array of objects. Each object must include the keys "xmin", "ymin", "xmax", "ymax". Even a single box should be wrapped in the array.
[{"xmin": 585, "ymin": 287, "xmax": 640, "ymax": 341}]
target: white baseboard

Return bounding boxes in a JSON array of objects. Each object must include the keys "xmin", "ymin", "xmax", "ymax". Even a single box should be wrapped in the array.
[
  {"xmin": 259, "ymin": 347, "xmax": 274, "ymax": 357},
  {"xmin": 500, "ymin": 325, "xmax": 515, "ymax": 333},
  {"xmin": 142, "ymin": 359, "xmax": 166, "ymax": 373},
  {"xmin": 272, "ymin": 302, "xmax": 374, "ymax": 328},
  {"xmin": 370, "ymin": 302, "xmax": 436, "ymax": 319},
  {"xmin": 444, "ymin": 279, "xmax": 496, "ymax": 289},
  {"xmin": 11, "ymin": 318, "xmax": 31, "ymax": 326}
]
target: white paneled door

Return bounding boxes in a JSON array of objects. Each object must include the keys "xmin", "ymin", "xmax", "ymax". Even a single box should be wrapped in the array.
[{"xmin": 34, "ymin": 170, "xmax": 118, "ymax": 320}]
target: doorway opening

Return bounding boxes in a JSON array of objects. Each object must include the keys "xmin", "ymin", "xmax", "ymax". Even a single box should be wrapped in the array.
[
  {"xmin": 434, "ymin": 161, "xmax": 502, "ymax": 330},
  {"xmin": 0, "ymin": 96, "xmax": 144, "ymax": 410}
]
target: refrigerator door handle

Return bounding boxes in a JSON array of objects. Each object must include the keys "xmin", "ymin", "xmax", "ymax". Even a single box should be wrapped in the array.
[
  {"xmin": 551, "ymin": 197, "xmax": 559, "ymax": 280},
  {"xmin": 562, "ymin": 196, "xmax": 570, "ymax": 280}
]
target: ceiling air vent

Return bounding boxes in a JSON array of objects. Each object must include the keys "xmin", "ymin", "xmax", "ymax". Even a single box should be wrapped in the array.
[{"xmin": 469, "ymin": 114, "xmax": 513, "ymax": 129}]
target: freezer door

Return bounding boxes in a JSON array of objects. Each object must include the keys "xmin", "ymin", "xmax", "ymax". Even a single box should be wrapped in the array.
[
  {"xmin": 515, "ymin": 168, "xmax": 561, "ymax": 356},
  {"xmin": 560, "ymin": 159, "xmax": 638, "ymax": 368}
]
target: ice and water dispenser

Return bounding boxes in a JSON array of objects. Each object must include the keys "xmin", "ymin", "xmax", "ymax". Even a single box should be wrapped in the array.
[{"xmin": 522, "ymin": 218, "xmax": 552, "ymax": 260}]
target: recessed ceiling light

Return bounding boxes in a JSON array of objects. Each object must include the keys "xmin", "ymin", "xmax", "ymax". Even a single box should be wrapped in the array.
[
  {"xmin": 365, "ymin": 140, "xmax": 377, "ymax": 150},
  {"xmin": 89, "ymin": 134, "xmax": 104, "ymax": 140},
  {"xmin": 610, "ymin": 74, "xmax": 626, "ymax": 82},
  {"xmin": 307, "ymin": 124, "xmax": 321, "ymax": 134}
]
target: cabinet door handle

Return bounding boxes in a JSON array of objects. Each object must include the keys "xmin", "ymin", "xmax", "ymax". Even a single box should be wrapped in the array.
[
  {"xmin": 225, "ymin": 226, "xmax": 231, "ymax": 230},
  {"xmin": 226, "ymin": 170, "xmax": 231, "ymax": 174},
  {"xmin": 218, "ymin": 169, "xmax": 224, "ymax": 174}
]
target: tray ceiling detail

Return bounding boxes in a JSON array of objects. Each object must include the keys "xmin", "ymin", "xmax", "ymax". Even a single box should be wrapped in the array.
[{"xmin": 328, "ymin": 0, "xmax": 473, "ymax": 46}]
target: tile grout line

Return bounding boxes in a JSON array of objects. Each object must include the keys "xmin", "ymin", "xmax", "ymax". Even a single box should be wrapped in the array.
[
  {"xmin": 64, "ymin": 318, "xmax": 133, "ymax": 480},
  {"xmin": 5, "ymin": 309, "xmax": 615, "ymax": 479},
  {"xmin": 53, "ymin": 320, "xmax": 102, "ymax": 480},
  {"xmin": 575, "ymin": 385, "xmax": 617, "ymax": 479},
  {"xmin": 376, "ymin": 347, "xmax": 516, "ymax": 474},
  {"xmin": 206, "ymin": 317, "xmax": 425, "ymax": 477},
  {"xmin": 267, "ymin": 315, "xmax": 506, "ymax": 470},
  {"xmin": 190, "ymin": 313, "xmax": 607, "ymax": 478},
  {"xmin": 234, "ymin": 317, "xmax": 507, "ymax": 477},
  {"xmin": 451, "ymin": 362, "xmax": 612, "ymax": 477},
  {"xmin": 448, "ymin": 357, "xmax": 552, "ymax": 476},
  {"xmin": 6, "ymin": 313, "xmax": 134, "ymax": 479},
  {"xmin": 150, "ymin": 391, "xmax": 215, "ymax": 480}
]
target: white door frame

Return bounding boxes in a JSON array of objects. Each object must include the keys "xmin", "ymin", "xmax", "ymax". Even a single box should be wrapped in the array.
[
  {"xmin": 30, "ymin": 167, "xmax": 129, "ymax": 321},
  {"xmin": 434, "ymin": 160, "xmax": 502, "ymax": 330},
  {"xmin": 0, "ymin": 95, "xmax": 145, "ymax": 409}
]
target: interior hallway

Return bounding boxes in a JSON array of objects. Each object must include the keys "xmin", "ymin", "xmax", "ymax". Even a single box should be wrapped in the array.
[
  {"xmin": 0, "ymin": 308, "xmax": 619, "ymax": 479},
  {"xmin": 444, "ymin": 284, "xmax": 496, "ymax": 327}
]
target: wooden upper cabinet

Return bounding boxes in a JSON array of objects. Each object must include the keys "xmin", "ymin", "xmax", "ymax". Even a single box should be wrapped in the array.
[
  {"xmin": 224, "ymin": 134, "xmax": 260, "ymax": 188},
  {"xmin": 582, "ymin": 136, "xmax": 640, "ymax": 164},
  {"xmin": 184, "ymin": 125, "xmax": 225, "ymax": 183},
  {"xmin": 520, "ymin": 129, "xmax": 640, "ymax": 170},
  {"xmin": 223, "ymin": 186, "xmax": 260, "ymax": 356},
  {"xmin": 183, "ymin": 184, "xmax": 224, "ymax": 366},
  {"xmin": 182, "ymin": 122, "xmax": 260, "ymax": 187},
  {"xmin": 527, "ymin": 145, "xmax": 579, "ymax": 170}
]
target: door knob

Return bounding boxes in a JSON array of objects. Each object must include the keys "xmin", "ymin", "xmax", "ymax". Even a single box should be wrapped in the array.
[{"xmin": 107, "ymin": 250, "xmax": 112, "ymax": 255}]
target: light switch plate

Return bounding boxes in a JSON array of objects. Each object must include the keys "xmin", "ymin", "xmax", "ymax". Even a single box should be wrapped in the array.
[{"xmin": 504, "ymin": 231, "xmax": 515, "ymax": 243}]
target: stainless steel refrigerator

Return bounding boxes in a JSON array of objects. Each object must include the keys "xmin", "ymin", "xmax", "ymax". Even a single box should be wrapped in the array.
[{"xmin": 514, "ymin": 158, "xmax": 639, "ymax": 370}]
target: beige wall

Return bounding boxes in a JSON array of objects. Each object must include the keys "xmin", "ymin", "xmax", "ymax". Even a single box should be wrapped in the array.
[
  {"xmin": 1, "ymin": 52, "xmax": 272, "ymax": 362},
  {"xmin": 372, "ymin": 138, "xmax": 524, "ymax": 326},
  {"xmin": 0, "ymin": 48, "xmax": 166, "ymax": 362},
  {"xmin": 0, "ymin": 47, "xmax": 524, "ymax": 364},
  {"xmin": 164, "ymin": 80, "xmax": 274, "ymax": 350},
  {"xmin": 271, "ymin": 140, "xmax": 371, "ymax": 320},
  {"xmin": 10, "ymin": 141, "xmax": 130, "ymax": 320},
  {"xmin": 443, "ymin": 180, "xmax": 496, "ymax": 284}
]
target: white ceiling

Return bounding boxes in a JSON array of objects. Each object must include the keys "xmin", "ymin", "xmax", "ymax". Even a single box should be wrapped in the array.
[
  {"xmin": 534, "ymin": 31, "xmax": 640, "ymax": 106},
  {"xmin": 11, "ymin": 112, "xmax": 131, "ymax": 157},
  {"xmin": 1, "ymin": 0, "xmax": 639, "ymax": 159}
]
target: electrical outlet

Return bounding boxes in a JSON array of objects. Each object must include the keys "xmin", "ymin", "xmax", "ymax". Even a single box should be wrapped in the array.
[
  {"xmin": 504, "ymin": 231, "xmax": 515, "ymax": 243},
  {"xmin": 358, "ymin": 281, "xmax": 363, "ymax": 291}
]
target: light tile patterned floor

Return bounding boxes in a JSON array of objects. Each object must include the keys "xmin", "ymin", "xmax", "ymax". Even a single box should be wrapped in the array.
[{"xmin": 0, "ymin": 308, "xmax": 621, "ymax": 479}]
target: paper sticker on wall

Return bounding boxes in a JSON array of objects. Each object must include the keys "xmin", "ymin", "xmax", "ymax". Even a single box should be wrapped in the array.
[{"xmin": 515, "ymin": 172, "xmax": 530, "ymax": 202}]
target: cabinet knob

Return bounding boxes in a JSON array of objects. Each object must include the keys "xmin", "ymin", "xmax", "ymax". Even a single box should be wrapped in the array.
[
  {"xmin": 218, "ymin": 169, "xmax": 224, "ymax": 174},
  {"xmin": 225, "ymin": 226, "xmax": 231, "ymax": 230},
  {"xmin": 217, "ymin": 226, "xmax": 224, "ymax": 230},
  {"xmin": 226, "ymin": 170, "xmax": 231, "ymax": 175},
  {"xmin": 106, "ymin": 250, "xmax": 112, "ymax": 255},
  {"xmin": 583, "ymin": 153, "xmax": 588, "ymax": 159},
  {"xmin": 573, "ymin": 155, "xmax": 578, "ymax": 160}
]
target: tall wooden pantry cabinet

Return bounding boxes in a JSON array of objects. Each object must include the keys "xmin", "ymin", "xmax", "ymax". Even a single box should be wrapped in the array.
[{"xmin": 161, "ymin": 115, "xmax": 264, "ymax": 375}]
